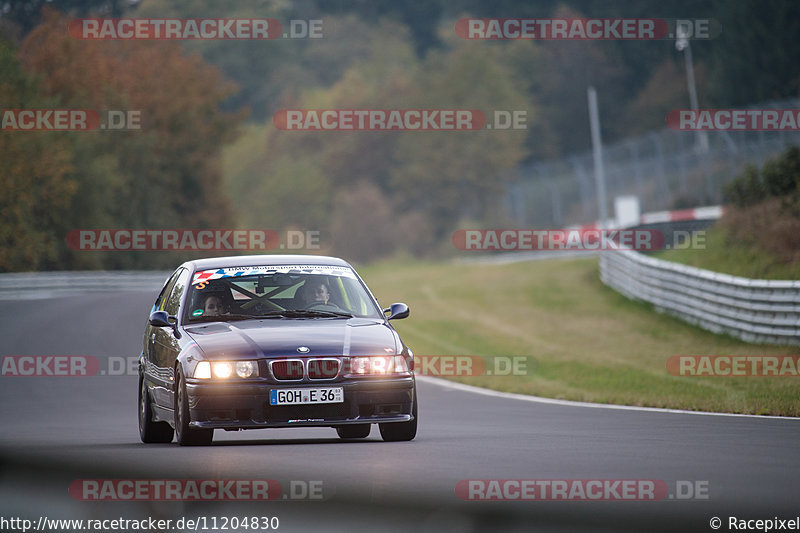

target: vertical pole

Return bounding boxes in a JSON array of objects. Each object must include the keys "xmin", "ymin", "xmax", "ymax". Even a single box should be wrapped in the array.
[
  {"xmin": 588, "ymin": 86, "xmax": 608, "ymax": 226},
  {"xmin": 679, "ymin": 33, "xmax": 709, "ymax": 153}
]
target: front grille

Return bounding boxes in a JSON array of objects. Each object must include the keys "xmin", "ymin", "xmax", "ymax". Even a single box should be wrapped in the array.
[
  {"xmin": 308, "ymin": 358, "xmax": 340, "ymax": 379},
  {"xmin": 271, "ymin": 359, "xmax": 304, "ymax": 381}
]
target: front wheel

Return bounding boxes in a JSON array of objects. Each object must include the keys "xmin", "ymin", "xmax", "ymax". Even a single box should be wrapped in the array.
[
  {"xmin": 174, "ymin": 369, "xmax": 213, "ymax": 446},
  {"xmin": 139, "ymin": 374, "xmax": 173, "ymax": 443},
  {"xmin": 379, "ymin": 390, "xmax": 417, "ymax": 442}
]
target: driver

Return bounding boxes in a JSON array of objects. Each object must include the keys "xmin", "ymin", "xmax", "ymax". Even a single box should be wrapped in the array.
[
  {"xmin": 304, "ymin": 280, "xmax": 342, "ymax": 311},
  {"xmin": 203, "ymin": 294, "xmax": 226, "ymax": 316},
  {"xmin": 309, "ymin": 282, "xmax": 331, "ymax": 305}
]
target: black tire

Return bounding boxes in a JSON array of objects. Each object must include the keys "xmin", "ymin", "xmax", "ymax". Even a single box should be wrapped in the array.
[
  {"xmin": 174, "ymin": 369, "xmax": 213, "ymax": 446},
  {"xmin": 379, "ymin": 390, "xmax": 417, "ymax": 442},
  {"xmin": 139, "ymin": 374, "xmax": 174, "ymax": 443},
  {"xmin": 336, "ymin": 424, "xmax": 371, "ymax": 439}
]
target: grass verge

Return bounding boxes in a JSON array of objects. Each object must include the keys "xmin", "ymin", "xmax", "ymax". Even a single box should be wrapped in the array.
[
  {"xmin": 360, "ymin": 257, "xmax": 800, "ymax": 416},
  {"xmin": 653, "ymin": 223, "xmax": 800, "ymax": 280}
]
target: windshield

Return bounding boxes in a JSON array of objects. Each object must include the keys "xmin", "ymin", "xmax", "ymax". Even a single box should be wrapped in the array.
[{"xmin": 184, "ymin": 264, "xmax": 382, "ymax": 322}]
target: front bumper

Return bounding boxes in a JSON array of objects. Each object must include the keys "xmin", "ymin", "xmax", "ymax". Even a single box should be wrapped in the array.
[{"xmin": 185, "ymin": 376, "xmax": 415, "ymax": 429}]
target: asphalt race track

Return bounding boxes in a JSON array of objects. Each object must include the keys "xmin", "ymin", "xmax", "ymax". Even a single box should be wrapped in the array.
[{"xmin": 1, "ymin": 291, "xmax": 798, "ymax": 532}]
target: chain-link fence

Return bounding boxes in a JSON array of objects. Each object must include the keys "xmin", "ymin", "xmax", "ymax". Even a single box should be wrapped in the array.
[{"xmin": 504, "ymin": 98, "xmax": 800, "ymax": 228}]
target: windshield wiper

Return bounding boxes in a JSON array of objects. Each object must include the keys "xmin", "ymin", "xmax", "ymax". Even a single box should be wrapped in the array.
[{"xmin": 256, "ymin": 310, "xmax": 354, "ymax": 319}]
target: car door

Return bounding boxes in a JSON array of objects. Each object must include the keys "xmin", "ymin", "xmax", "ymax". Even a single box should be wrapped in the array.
[
  {"xmin": 144, "ymin": 270, "xmax": 180, "ymax": 370},
  {"xmin": 151, "ymin": 267, "xmax": 190, "ymax": 409}
]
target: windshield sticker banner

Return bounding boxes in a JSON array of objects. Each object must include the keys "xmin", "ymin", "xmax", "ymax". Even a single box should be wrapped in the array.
[{"xmin": 192, "ymin": 265, "xmax": 355, "ymax": 285}]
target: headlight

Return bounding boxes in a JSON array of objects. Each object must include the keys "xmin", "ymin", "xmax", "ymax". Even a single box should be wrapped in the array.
[
  {"xmin": 193, "ymin": 361, "xmax": 259, "ymax": 379},
  {"xmin": 194, "ymin": 361, "xmax": 211, "ymax": 379},
  {"xmin": 349, "ymin": 356, "xmax": 408, "ymax": 375},
  {"xmin": 235, "ymin": 361, "xmax": 257, "ymax": 378},
  {"xmin": 212, "ymin": 362, "xmax": 233, "ymax": 379}
]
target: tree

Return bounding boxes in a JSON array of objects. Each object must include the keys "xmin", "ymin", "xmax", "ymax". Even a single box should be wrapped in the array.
[
  {"xmin": 15, "ymin": 9, "xmax": 243, "ymax": 269},
  {"xmin": 0, "ymin": 39, "xmax": 76, "ymax": 271},
  {"xmin": 707, "ymin": 0, "xmax": 800, "ymax": 105},
  {"xmin": 0, "ymin": 0, "xmax": 125, "ymax": 40},
  {"xmin": 388, "ymin": 34, "xmax": 532, "ymax": 239}
]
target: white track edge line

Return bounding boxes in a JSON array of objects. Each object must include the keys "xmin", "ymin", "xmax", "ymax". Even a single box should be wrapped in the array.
[{"xmin": 416, "ymin": 375, "xmax": 800, "ymax": 421}]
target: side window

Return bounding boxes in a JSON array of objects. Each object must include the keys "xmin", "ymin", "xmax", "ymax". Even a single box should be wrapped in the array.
[
  {"xmin": 163, "ymin": 269, "xmax": 190, "ymax": 317},
  {"xmin": 155, "ymin": 270, "xmax": 180, "ymax": 311}
]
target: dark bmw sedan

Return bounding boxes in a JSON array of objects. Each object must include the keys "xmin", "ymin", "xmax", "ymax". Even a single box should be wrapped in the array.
[{"xmin": 138, "ymin": 255, "xmax": 417, "ymax": 446}]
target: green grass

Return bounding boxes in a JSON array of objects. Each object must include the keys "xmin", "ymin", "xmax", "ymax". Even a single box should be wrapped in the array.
[
  {"xmin": 653, "ymin": 225, "xmax": 800, "ymax": 280},
  {"xmin": 359, "ymin": 257, "xmax": 800, "ymax": 416}
]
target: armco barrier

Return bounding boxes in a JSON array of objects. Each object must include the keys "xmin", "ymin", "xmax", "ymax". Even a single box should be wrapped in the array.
[
  {"xmin": 599, "ymin": 250, "xmax": 800, "ymax": 346},
  {"xmin": 0, "ymin": 271, "xmax": 171, "ymax": 300}
]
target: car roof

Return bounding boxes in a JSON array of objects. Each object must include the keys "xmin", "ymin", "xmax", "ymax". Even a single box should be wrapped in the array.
[{"xmin": 183, "ymin": 254, "xmax": 353, "ymax": 272}]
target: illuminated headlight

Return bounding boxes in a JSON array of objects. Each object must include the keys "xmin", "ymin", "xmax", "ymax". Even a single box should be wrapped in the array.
[
  {"xmin": 212, "ymin": 362, "xmax": 233, "ymax": 379},
  {"xmin": 349, "ymin": 356, "xmax": 408, "ymax": 375},
  {"xmin": 235, "ymin": 361, "xmax": 258, "ymax": 378},
  {"xmin": 194, "ymin": 360, "xmax": 259, "ymax": 379},
  {"xmin": 194, "ymin": 361, "xmax": 211, "ymax": 379}
]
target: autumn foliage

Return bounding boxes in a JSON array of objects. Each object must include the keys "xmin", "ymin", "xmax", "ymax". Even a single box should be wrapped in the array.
[{"xmin": 1, "ymin": 9, "xmax": 243, "ymax": 271}]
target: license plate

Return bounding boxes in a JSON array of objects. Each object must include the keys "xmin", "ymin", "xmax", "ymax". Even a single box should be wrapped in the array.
[{"xmin": 270, "ymin": 387, "xmax": 344, "ymax": 405}]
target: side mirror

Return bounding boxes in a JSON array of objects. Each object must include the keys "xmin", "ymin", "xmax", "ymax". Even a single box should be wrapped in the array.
[
  {"xmin": 149, "ymin": 310, "xmax": 181, "ymax": 338},
  {"xmin": 149, "ymin": 310, "xmax": 171, "ymax": 327},
  {"xmin": 383, "ymin": 302, "xmax": 409, "ymax": 321}
]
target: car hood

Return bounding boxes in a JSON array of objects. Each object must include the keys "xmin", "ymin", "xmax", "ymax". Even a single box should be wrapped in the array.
[{"xmin": 183, "ymin": 318, "xmax": 400, "ymax": 359}]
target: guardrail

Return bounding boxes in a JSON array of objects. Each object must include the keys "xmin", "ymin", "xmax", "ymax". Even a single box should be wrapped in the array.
[
  {"xmin": 599, "ymin": 250, "xmax": 800, "ymax": 346},
  {"xmin": 0, "ymin": 271, "xmax": 171, "ymax": 300}
]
